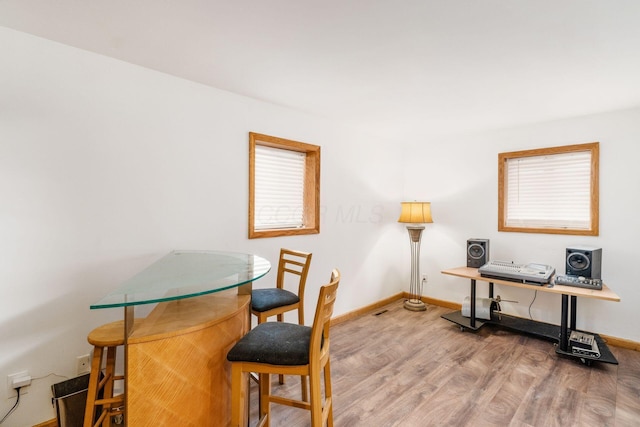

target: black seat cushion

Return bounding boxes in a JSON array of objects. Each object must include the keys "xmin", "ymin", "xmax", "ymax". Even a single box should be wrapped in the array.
[
  {"xmin": 251, "ymin": 288, "xmax": 299, "ymax": 312},
  {"xmin": 227, "ymin": 322, "xmax": 311, "ymax": 366}
]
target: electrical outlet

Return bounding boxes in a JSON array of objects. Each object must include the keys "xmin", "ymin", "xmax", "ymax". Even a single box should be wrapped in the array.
[
  {"xmin": 7, "ymin": 371, "xmax": 30, "ymax": 398},
  {"xmin": 76, "ymin": 354, "xmax": 91, "ymax": 375}
]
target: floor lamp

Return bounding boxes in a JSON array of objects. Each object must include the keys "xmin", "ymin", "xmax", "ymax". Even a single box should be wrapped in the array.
[{"xmin": 398, "ymin": 201, "xmax": 433, "ymax": 311}]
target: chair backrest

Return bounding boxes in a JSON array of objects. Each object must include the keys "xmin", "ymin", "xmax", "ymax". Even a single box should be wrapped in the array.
[
  {"xmin": 309, "ymin": 269, "xmax": 340, "ymax": 367},
  {"xmin": 276, "ymin": 248, "xmax": 312, "ymax": 297}
]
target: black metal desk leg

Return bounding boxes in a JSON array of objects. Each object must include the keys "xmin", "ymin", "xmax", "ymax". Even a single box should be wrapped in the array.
[
  {"xmin": 489, "ymin": 282, "xmax": 494, "ymax": 299},
  {"xmin": 560, "ymin": 294, "xmax": 569, "ymax": 351},
  {"xmin": 470, "ymin": 279, "xmax": 476, "ymax": 328},
  {"xmin": 570, "ymin": 295, "xmax": 577, "ymax": 331}
]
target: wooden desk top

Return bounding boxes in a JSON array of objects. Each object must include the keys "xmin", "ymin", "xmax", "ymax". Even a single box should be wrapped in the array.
[{"xmin": 442, "ymin": 266, "xmax": 620, "ymax": 302}]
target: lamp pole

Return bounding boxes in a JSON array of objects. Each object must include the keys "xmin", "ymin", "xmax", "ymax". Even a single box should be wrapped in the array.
[
  {"xmin": 398, "ymin": 201, "xmax": 432, "ymax": 312},
  {"xmin": 404, "ymin": 225, "xmax": 426, "ymax": 311}
]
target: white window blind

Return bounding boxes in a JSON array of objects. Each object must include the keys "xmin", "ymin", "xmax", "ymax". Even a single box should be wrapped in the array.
[
  {"xmin": 254, "ymin": 145, "xmax": 306, "ymax": 230},
  {"xmin": 505, "ymin": 150, "xmax": 592, "ymax": 230}
]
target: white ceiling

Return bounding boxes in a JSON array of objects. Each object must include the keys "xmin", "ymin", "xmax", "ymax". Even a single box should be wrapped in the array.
[{"xmin": 2, "ymin": 0, "xmax": 640, "ymax": 140}]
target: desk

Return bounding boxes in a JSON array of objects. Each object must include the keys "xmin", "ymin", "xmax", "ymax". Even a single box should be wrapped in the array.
[
  {"xmin": 91, "ymin": 250, "xmax": 271, "ymax": 426},
  {"xmin": 441, "ymin": 267, "xmax": 620, "ymax": 365}
]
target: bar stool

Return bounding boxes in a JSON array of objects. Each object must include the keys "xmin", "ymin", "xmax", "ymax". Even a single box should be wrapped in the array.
[
  {"xmin": 83, "ymin": 319, "xmax": 135, "ymax": 427},
  {"xmin": 251, "ymin": 248, "xmax": 313, "ymax": 396},
  {"xmin": 228, "ymin": 269, "xmax": 340, "ymax": 427}
]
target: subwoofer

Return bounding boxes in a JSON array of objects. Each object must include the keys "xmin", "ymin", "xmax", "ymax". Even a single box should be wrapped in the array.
[
  {"xmin": 467, "ymin": 239, "xmax": 490, "ymax": 268},
  {"xmin": 566, "ymin": 246, "xmax": 602, "ymax": 279}
]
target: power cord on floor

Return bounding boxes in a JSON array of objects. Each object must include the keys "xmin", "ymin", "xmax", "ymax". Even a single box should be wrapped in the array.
[
  {"xmin": 0, "ymin": 386, "xmax": 22, "ymax": 424},
  {"xmin": 528, "ymin": 290, "xmax": 538, "ymax": 320}
]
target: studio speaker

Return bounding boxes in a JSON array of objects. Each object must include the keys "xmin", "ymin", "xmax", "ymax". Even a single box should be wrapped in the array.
[
  {"xmin": 566, "ymin": 246, "xmax": 602, "ymax": 279},
  {"xmin": 467, "ymin": 239, "xmax": 490, "ymax": 268}
]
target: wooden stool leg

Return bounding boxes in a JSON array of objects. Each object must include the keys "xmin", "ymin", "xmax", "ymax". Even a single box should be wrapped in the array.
[
  {"xmin": 101, "ymin": 346, "xmax": 117, "ymax": 427},
  {"xmin": 84, "ymin": 346, "xmax": 104, "ymax": 427},
  {"xmin": 104, "ymin": 347, "xmax": 117, "ymax": 398}
]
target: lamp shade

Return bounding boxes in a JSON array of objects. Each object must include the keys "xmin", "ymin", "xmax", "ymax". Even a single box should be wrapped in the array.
[{"xmin": 398, "ymin": 202, "xmax": 433, "ymax": 224}]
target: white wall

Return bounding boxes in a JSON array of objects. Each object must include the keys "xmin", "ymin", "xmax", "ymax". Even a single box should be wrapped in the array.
[
  {"xmin": 0, "ymin": 27, "xmax": 405, "ymax": 425},
  {"xmin": 405, "ymin": 107, "xmax": 640, "ymax": 343},
  {"xmin": 3, "ymin": 24, "xmax": 640, "ymax": 426}
]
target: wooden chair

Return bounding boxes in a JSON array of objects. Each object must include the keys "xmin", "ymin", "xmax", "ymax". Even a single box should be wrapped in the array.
[
  {"xmin": 251, "ymin": 248, "xmax": 312, "ymax": 393},
  {"xmin": 251, "ymin": 248, "xmax": 312, "ymax": 325},
  {"xmin": 228, "ymin": 269, "xmax": 340, "ymax": 427}
]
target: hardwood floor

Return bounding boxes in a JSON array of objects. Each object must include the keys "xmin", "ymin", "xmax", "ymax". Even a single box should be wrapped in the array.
[{"xmin": 247, "ymin": 300, "xmax": 640, "ymax": 426}]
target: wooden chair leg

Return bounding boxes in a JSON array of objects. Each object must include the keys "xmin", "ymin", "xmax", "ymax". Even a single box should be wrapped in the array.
[
  {"xmin": 247, "ymin": 372, "xmax": 252, "ymax": 426},
  {"xmin": 309, "ymin": 368, "xmax": 323, "ymax": 427},
  {"xmin": 230, "ymin": 364, "xmax": 245, "ymax": 427},
  {"xmin": 300, "ymin": 374, "xmax": 309, "ymax": 402},
  {"xmin": 324, "ymin": 360, "xmax": 334, "ymax": 427},
  {"xmin": 298, "ymin": 311, "xmax": 306, "ymax": 397},
  {"xmin": 259, "ymin": 373, "xmax": 271, "ymax": 427},
  {"xmin": 276, "ymin": 314, "xmax": 285, "ymax": 385}
]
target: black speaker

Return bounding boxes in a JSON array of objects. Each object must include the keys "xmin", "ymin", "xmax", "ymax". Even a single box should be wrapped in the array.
[
  {"xmin": 566, "ymin": 246, "xmax": 602, "ymax": 279},
  {"xmin": 467, "ymin": 239, "xmax": 490, "ymax": 268}
]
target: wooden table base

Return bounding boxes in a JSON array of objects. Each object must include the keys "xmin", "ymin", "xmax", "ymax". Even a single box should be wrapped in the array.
[{"xmin": 126, "ymin": 290, "xmax": 250, "ymax": 426}]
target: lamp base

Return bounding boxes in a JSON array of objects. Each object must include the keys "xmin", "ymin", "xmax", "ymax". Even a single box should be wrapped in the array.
[{"xmin": 404, "ymin": 299, "xmax": 427, "ymax": 311}]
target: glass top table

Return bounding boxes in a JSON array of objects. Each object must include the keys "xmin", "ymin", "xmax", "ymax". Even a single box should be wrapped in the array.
[{"xmin": 91, "ymin": 250, "xmax": 271, "ymax": 309}]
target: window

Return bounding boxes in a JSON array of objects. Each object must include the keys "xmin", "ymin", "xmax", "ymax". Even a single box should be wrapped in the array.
[
  {"xmin": 498, "ymin": 142, "xmax": 599, "ymax": 235},
  {"xmin": 249, "ymin": 132, "xmax": 320, "ymax": 239}
]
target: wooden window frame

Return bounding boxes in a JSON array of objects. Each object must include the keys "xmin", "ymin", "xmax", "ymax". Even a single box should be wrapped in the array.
[
  {"xmin": 249, "ymin": 132, "xmax": 320, "ymax": 239},
  {"xmin": 498, "ymin": 142, "xmax": 599, "ymax": 236}
]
